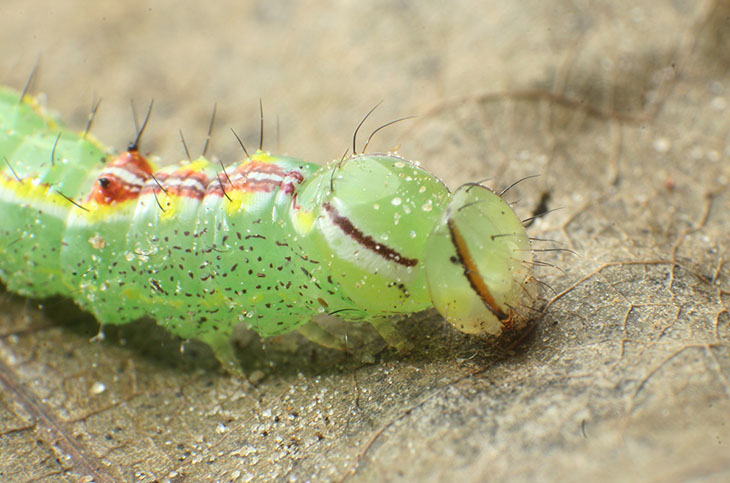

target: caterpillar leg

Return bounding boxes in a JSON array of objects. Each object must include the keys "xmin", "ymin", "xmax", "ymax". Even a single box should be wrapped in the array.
[
  {"xmin": 298, "ymin": 320, "xmax": 348, "ymax": 351},
  {"xmin": 370, "ymin": 317, "xmax": 413, "ymax": 353},
  {"xmin": 196, "ymin": 331, "xmax": 243, "ymax": 376}
]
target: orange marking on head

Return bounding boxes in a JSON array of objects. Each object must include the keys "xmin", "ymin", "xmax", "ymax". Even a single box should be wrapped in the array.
[{"xmin": 447, "ymin": 219, "xmax": 509, "ymax": 321}]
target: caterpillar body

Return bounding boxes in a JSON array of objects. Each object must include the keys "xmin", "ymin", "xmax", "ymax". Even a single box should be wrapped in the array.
[{"xmin": 0, "ymin": 85, "xmax": 537, "ymax": 370}]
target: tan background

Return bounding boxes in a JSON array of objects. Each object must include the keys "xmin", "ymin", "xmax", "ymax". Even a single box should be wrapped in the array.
[{"xmin": 1, "ymin": 0, "xmax": 729, "ymax": 481}]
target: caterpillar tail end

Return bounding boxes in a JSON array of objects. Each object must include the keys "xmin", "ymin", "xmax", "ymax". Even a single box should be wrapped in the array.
[{"xmin": 425, "ymin": 184, "xmax": 537, "ymax": 339}]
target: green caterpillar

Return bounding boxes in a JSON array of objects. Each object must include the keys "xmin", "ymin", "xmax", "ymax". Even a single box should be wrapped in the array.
[{"xmin": 0, "ymin": 85, "xmax": 537, "ymax": 370}]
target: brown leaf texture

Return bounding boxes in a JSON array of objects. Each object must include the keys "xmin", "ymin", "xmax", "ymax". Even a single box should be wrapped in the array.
[{"xmin": 1, "ymin": 1, "xmax": 729, "ymax": 481}]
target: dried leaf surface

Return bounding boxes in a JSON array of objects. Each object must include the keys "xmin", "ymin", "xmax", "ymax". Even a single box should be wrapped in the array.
[{"xmin": 1, "ymin": 1, "xmax": 728, "ymax": 481}]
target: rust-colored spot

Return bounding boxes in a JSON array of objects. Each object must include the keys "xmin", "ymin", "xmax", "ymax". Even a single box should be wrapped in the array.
[{"xmin": 88, "ymin": 149, "xmax": 154, "ymax": 204}]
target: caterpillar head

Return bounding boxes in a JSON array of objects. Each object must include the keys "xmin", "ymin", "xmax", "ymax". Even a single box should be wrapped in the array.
[{"xmin": 424, "ymin": 184, "xmax": 537, "ymax": 337}]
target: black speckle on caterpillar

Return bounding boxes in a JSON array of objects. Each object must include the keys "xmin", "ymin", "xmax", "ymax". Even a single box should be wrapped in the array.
[{"xmin": 0, "ymin": 82, "xmax": 539, "ymax": 372}]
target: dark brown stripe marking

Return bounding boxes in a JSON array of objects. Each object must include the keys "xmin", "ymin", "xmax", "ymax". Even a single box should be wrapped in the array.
[
  {"xmin": 447, "ymin": 218, "xmax": 509, "ymax": 321},
  {"xmin": 323, "ymin": 202, "xmax": 418, "ymax": 267}
]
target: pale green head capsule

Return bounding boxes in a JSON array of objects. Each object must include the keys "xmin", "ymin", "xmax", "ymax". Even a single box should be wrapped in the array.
[{"xmin": 424, "ymin": 184, "xmax": 536, "ymax": 336}]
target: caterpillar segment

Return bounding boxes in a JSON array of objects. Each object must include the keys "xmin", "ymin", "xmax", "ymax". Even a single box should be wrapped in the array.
[{"xmin": 0, "ymin": 86, "xmax": 537, "ymax": 370}]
